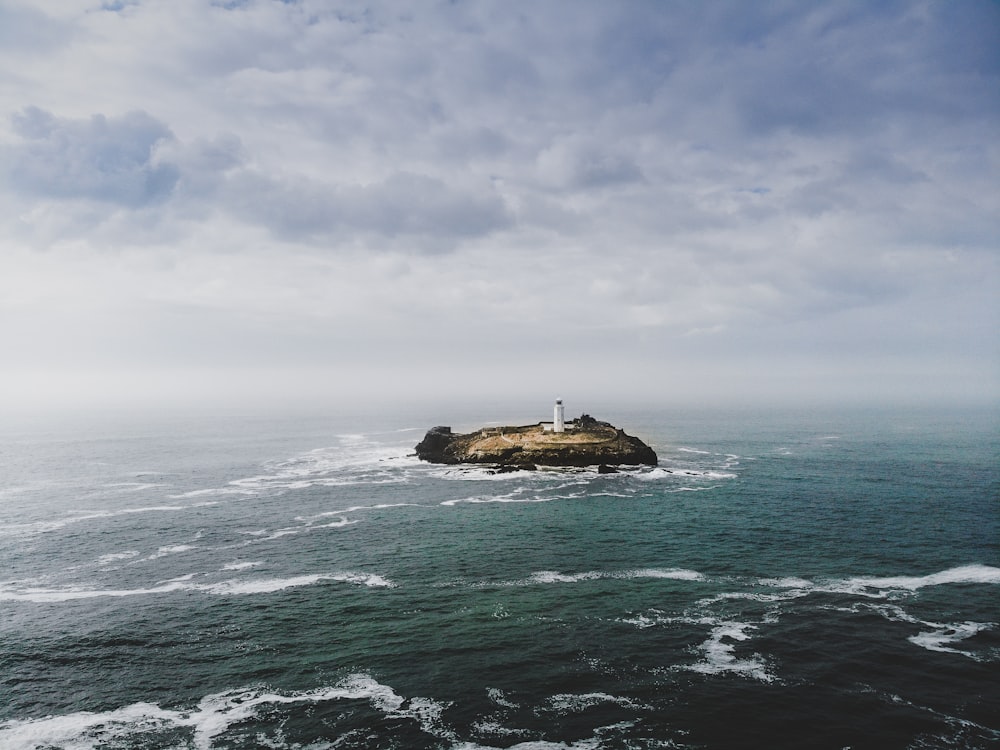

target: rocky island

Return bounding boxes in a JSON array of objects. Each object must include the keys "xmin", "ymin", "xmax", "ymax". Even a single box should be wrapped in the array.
[{"xmin": 415, "ymin": 408, "xmax": 658, "ymax": 471}]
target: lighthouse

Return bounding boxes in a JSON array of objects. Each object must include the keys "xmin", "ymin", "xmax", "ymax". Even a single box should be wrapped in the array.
[{"xmin": 553, "ymin": 398, "xmax": 565, "ymax": 433}]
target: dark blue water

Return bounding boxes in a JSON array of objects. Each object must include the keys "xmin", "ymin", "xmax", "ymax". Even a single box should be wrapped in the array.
[{"xmin": 1, "ymin": 404, "xmax": 998, "ymax": 749}]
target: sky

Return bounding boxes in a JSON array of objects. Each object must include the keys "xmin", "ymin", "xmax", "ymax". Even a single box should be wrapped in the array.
[{"xmin": 1, "ymin": 0, "xmax": 998, "ymax": 413}]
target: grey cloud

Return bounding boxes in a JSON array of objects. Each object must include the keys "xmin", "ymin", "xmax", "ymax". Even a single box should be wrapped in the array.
[
  {"xmin": 0, "ymin": 4, "xmax": 72, "ymax": 53},
  {"xmin": 6, "ymin": 107, "xmax": 179, "ymax": 206},
  {"xmin": 164, "ymin": 133, "xmax": 247, "ymax": 207},
  {"xmin": 1, "ymin": 102, "xmax": 513, "ymax": 251},
  {"xmin": 535, "ymin": 140, "xmax": 644, "ymax": 191},
  {"xmin": 224, "ymin": 170, "xmax": 512, "ymax": 247}
]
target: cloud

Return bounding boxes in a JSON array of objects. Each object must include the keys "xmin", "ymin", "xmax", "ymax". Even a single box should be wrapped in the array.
[
  {"xmin": 0, "ymin": 3, "xmax": 72, "ymax": 54},
  {"xmin": 536, "ymin": 139, "xmax": 644, "ymax": 190},
  {"xmin": 0, "ymin": 0, "xmax": 996, "ymax": 407},
  {"xmin": 221, "ymin": 170, "xmax": 512, "ymax": 247},
  {"xmin": 1, "ymin": 105, "xmax": 511, "ymax": 251},
  {"xmin": 6, "ymin": 107, "xmax": 178, "ymax": 206}
]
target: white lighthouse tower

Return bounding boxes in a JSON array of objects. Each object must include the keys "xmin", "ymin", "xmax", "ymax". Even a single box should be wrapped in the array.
[{"xmin": 553, "ymin": 398, "xmax": 565, "ymax": 433}]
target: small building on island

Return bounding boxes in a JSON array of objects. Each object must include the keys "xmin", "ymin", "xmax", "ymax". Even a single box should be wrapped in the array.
[{"xmin": 542, "ymin": 398, "xmax": 572, "ymax": 432}]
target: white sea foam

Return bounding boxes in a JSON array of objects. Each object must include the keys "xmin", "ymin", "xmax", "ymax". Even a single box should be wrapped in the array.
[
  {"xmin": 838, "ymin": 564, "xmax": 1000, "ymax": 593},
  {"xmin": 496, "ymin": 568, "xmax": 704, "ymax": 587},
  {"xmin": 0, "ymin": 571, "xmax": 395, "ymax": 602},
  {"xmin": 701, "ymin": 471, "xmax": 738, "ymax": 479},
  {"xmin": 169, "ymin": 487, "xmax": 259, "ymax": 499},
  {"xmin": 685, "ymin": 620, "xmax": 776, "ymax": 683},
  {"xmin": 0, "ymin": 512, "xmax": 109, "ymax": 536},
  {"xmin": 200, "ymin": 572, "xmax": 395, "ymax": 594},
  {"xmin": 880, "ymin": 692, "xmax": 1000, "ymax": 746},
  {"xmin": 544, "ymin": 692, "xmax": 642, "ymax": 713},
  {"xmin": 430, "ymin": 465, "xmax": 547, "ymax": 482},
  {"xmin": 162, "ymin": 573, "xmax": 199, "ymax": 583},
  {"xmin": 634, "ymin": 467, "xmax": 736, "ymax": 482},
  {"xmin": 96, "ymin": 550, "xmax": 140, "ymax": 566},
  {"xmin": 909, "ymin": 621, "xmax": 996, "ymax": 660},
  {"xmin": 470, "ymin": 719, "xmax": 533, "ymax": 739},
  {"xmin": 487, "ymin": 687, "xmax": 519, "ymax": 708},
  {"xmin": 161, "ymin": 439, "xmax": 420, "ymax": 504},
  {"xmin": 840, "ymin": 603, "xmax": 997, "ymax": 661},
  {"xmin": 753, "ymin": 565, "xmax": 1000, "ymax": 600},
  {"xmin": 314, "ymin": 502, "xmax": 424, "ymax": 517},
  {"xmin": 441, "ymin": 492, "xmax": 586, "ymax": 506},
  {"xmin": 0, "ymin": 674, "xmax": 449, "ymax": 750},
  {"xmin": 0, "ymin": 700, "xmax": 185, "ymax": 750},
  {"xmin": 121, "ymin": 505, "xmax": 186, "ymax": 513},
  {"xmin": 0, "ymin": 581, "xmax": 193, "ymax": 602},
  {"xmin": 530, "ymin": 570, "xmax": 604, "ymax": 584},
  {"xmin": 454, "ymin": 738, "xmax": 602, "ymax": 749},
  {"xmin": 259, "ymin": 520, "xmax": 358, "ymax": 540},
  {"xmin": 147, "ymin": 544, "xmax": 196, "ymax": 560},
  {"xmin": 759, "ymin": 576, "xmax": 814, "ymax": 588},
  {"xmin": 591, "ymin": 491, "xmax": 636, "ymax": 499},
  {"xmin": 231, "ymin": 513, "xmax": 362, "ymax": 545},
  {"xmin": 697, "ymin": 586, "xmax": 813, "ymax": 607},
  {"xmin": 222, "ymin": 560, "xmax": 263, "ymax": 571},
  {"xmin": 102, "ymin": 482, "xmax": 169, "ymax": 493},
  {"xmin": 0, "ymin": 501, "xmax": 221, "ymax": 538},
  {"xmin": 315, "ymin": 517, "xmax": 360, "ymax": 529},
  {"xmin": 617, "ymin": 608, "xmax": 674, "ymax": 629}
]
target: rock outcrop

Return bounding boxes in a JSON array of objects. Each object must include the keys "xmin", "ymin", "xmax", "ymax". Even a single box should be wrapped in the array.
[{"xmin": 415, "ymin": 416, "xmax": 657, "ymax": 469}]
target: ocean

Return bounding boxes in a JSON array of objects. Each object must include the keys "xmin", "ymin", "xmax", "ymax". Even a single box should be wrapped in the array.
[{"xmin": 1, "ymin": 402, "xmax": 997, "ymax": 749}]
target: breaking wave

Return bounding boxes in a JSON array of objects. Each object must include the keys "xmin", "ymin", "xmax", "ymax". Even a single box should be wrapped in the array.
[{"xmin": 0, "ymin": 674, "xmax": 448, "ymax": 750}]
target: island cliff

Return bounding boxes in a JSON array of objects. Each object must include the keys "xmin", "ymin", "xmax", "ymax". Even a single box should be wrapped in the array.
[{"xmin": 415, "ymin": 414, "xmax": 658, "ymax": 470}]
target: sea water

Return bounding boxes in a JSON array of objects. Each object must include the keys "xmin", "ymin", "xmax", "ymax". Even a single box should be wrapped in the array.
[{"xmin": 1, "ymin": 403, "xmax": 997, "ymax": 749}]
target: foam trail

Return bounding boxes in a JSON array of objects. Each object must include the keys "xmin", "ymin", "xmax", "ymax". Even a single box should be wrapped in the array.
[
  {"xmin": 442, "ymin": 494, "xmax": 576, "ymax": 507},
  {"xmin": 199, "ymin": 573, "xmax": 395, "ymax": 594},
  {"xmin": 840, "ymin": 564, "xmax": 1000, "ymax": 592},
  {"xmin": 453, "ymin": 738, "xmax": 603, "ymax": 749},
  {"xmin": 147, "ymin": 544, "xmax": 195, "ymax": 560},
  {"xmin": 0, "ymin": 572, "xmax": 395, "ymax": 602},
  {"xmin": 545, "ymin": 692, "xmax": 643, "ymax": 713},
  {"xmin": 313, "ymin": 502, "xmax": 424, "ymax": 517},
  {"xmin": 96, "ymin": 551, "xmax": 139, "ymax": 566},
  {"xmin": 635, "ymin": 468, "xmax": 736, "ymax": 482},
  {"xmin": 221, "ymin": 561, "xmax": 262, "ymax": 571},
  {"xmin": 752, "ymin": 565, "xmax": 1000, "ymax": 599},
  {"xmin": 0, "ymin": 502, "xmax": 218, "ymax": 538},
  {"xmin": 102, "ymin": 483, "xmax": 169, "ymax": 493},
  {"xmin": 492, "ymin": 568, "xmax": 704, "ymax": 586}
]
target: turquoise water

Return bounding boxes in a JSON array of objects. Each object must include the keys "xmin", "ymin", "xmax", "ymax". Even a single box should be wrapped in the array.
[{"xmin": 1, "ymin": 404, "xmax": 998, "ymax": 749}]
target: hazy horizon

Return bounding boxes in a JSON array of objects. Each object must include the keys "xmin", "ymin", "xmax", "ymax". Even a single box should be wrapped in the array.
[{"xmin": 2, "ymin": 1, "xmax": 997, "ymax": 413}]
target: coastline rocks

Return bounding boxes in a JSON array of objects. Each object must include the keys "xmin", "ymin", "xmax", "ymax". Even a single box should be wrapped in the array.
[{"xmin": 415, "ymin": 416, "xmax": 657, "ymax": 469}]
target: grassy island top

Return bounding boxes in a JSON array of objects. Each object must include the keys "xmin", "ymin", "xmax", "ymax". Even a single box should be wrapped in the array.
[{"xmin": 466, "ymin": 423, "xmax": 622, "ymax": 451}]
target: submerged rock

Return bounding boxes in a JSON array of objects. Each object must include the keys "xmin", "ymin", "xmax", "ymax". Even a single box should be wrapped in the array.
[{"xmin": 415, "ymin": 416, "xmax": 657, "ymax": 469}]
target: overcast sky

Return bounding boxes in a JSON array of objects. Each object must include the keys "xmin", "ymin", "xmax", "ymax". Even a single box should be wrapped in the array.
[{"xmin": 1, "ymin": 0, "xmax": 997, "ymax": 412}]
